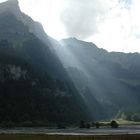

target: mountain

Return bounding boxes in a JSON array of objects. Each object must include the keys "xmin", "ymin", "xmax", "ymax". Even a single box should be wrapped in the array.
[
  {"xmin": 54, "ymin": 37, "xmax": 140, "ymax": 119},
  {"xmin": 0, "ymin": 0, "xmax": 91, "ymax": 126},
  {"xmin": 1, "ymin": 0, "xmax": 139, "ymax": 125}
]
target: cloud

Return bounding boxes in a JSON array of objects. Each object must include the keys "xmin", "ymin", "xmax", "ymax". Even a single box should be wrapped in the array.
[
  {"xmin": 0, "ymin": 0, "xmax": 7, "ymax": 2},
  {"xmin": 1, "ymin": 0, "xmax": 140, "ymax": 52},
  {"xmin": 119, "ymin": 0, "xmax": 132, "ymax": 9},
  {"xmin": 61, "ymin": 0, "xmax": 118, "ymax": 39},
  {"xmin": 60, "ymin": 0, "xmax": 140, "ymax": 52}
]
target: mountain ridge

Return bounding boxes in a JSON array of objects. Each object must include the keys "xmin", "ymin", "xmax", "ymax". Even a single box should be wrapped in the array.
[
  {"xmin": 54, "ymin": 37, "xmax": 140, "ymax": 119},
  {"xmin": 0, "ymin": 0, "xmax": 92, "ymax": 125}
]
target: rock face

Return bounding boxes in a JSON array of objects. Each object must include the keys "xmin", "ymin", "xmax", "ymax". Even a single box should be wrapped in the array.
[
  {"xmin": 0, "ymin": 64, "xmax": 27, "ymax": 81},
  {"xmin": 0, "ymin": 0, "xmax": 90, "ymax": 126},
  {"xmin": 0, "ymin": 0, "xmax": 19, "ymax": 14},
  {"xmin": 0, "ymin": 0, "xmax": 49, "ymax": 44}
]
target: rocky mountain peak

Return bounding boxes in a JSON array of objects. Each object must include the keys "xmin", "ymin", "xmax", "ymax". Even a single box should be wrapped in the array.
[{"xmin": 0, "ymin": 0, "xmax": 20, "ymax": 15}]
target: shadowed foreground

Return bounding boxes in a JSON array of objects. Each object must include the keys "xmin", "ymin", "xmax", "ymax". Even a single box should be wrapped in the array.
[{"xmin": 0, "ymin": 134, "xmax": 140, "ymax": 140}]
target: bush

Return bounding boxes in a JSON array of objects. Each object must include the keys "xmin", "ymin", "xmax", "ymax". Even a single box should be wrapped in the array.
[
  {"xmin": 110, "ymin": 120, "xmax": 118, "ymax": 128},
  {"xmin": 95, "ymin": 122, "xmax": 100, "ymax": 128},
  {"xmin": 79, "ymin": 120, "xmax": 85, "ymax": 128},
  {"xmin": 85, "ymin": 123, "xmax": 91, "ymax": 129},
  {"xmin": 57, "ymin": 124, "xmax": 66, "ymax": 129}
]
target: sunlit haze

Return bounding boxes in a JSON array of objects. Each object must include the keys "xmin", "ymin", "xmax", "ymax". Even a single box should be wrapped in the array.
[{"xmin": 1, "ymin": 0, "xmax": 140, "ymax": 52}]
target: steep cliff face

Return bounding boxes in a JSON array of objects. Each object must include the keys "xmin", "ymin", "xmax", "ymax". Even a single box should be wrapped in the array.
[
  {"xmin": 0, "ymin": 0, "xmax": 90, "ymax": 125},
  {"xmin": 0, "ymin": 0, "xmax": 53, "ymax": 47}
]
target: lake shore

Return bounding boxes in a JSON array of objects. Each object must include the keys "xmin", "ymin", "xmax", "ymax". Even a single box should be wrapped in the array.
[{"xmin": 0, "ymin": 125, "xmax": 140, "ymax": 135}]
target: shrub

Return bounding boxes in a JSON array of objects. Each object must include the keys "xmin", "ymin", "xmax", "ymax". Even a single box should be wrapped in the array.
[
  {"xmin": 95, "ymin": 122, "xmax": 100, "ymax": 128},
  {"xmin": 110, "ymin": 120, "xmax": 118, "ymax": 128},
  {"xmin": 79, "ymin": 120, "xmax": 85, "ymax": 128}
]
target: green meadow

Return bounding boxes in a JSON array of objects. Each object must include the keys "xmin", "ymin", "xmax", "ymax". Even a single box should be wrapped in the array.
[{"xmin": 0, "ymin": 134, "xmax": 140, "ymax": 140}]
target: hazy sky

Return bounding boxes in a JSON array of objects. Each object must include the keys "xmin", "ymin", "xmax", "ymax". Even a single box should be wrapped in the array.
[{"xmin": 1, "ymin": 0, "xmax": 140, "ymax": 52}]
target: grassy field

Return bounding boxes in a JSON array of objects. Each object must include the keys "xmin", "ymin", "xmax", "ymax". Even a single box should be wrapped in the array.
[
  {"xmin": 99, "ymin": 119, "xmax": 140, "ymax": 126},
  {"xmin": 116, "ymin": 119, "xmax": 140, "ymax": 125},
  {"xmin": 0, "ymin": 134, "xmax": 140, "ymax": 140}
]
